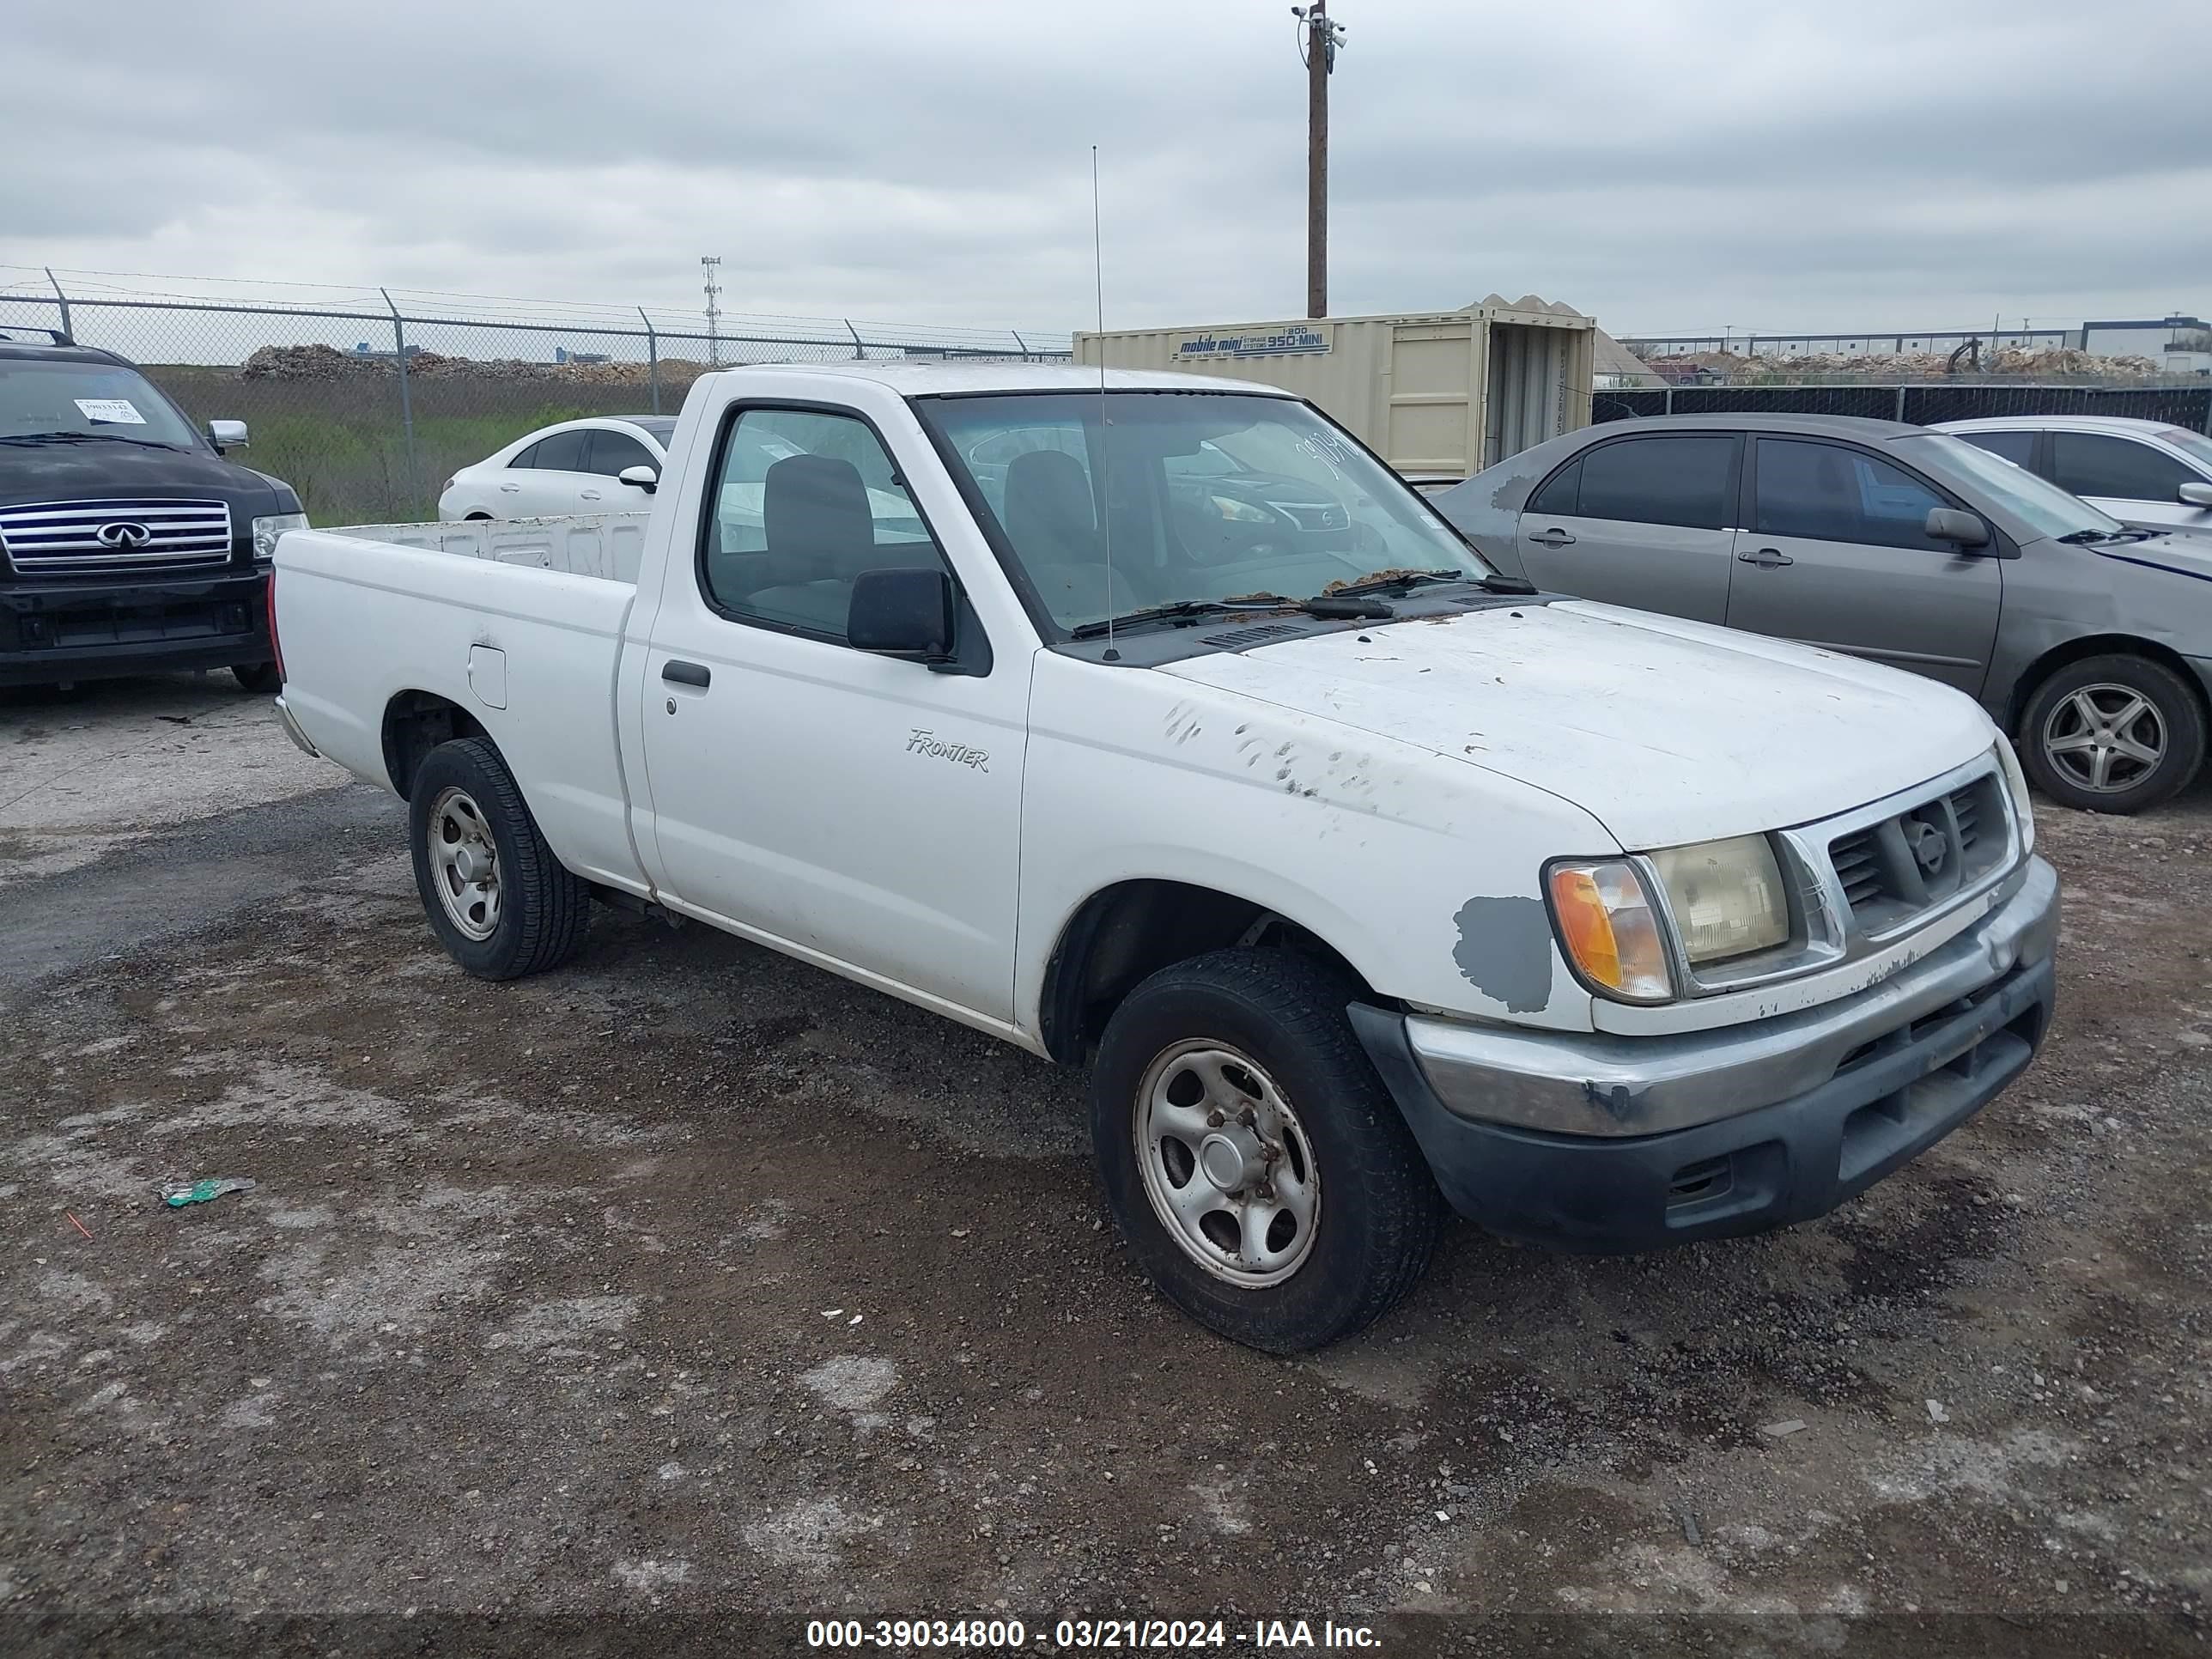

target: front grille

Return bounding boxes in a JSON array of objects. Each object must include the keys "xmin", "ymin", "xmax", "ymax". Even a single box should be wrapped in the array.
[
  {"xmin": 1830, "ymin": 828, "xmax": 1883, "ymax": 909},
  {"xmin": 0, "ymin": 498, "xmax": 234, "ymax": 574},
  {"xmin": 1825, "ymin": 773, "xmax": 2008, "ymax": 939}
]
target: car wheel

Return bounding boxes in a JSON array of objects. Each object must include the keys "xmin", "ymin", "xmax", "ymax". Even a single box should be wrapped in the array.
[
  {"xmin": 229, "ymin": 662, "xmax": 282, "ymax": 695},
  {"xmin": 1090, "ymin": 947, "xmax": 1443, "ymax": 1352},
  {"xmin": 2021, "ymin": 653, "xmax": 2205, "ymax": 814},
  {"xmin": 407, "ymin": 736, "xmax": 590, "ymax": 979},
  {"xmin": 465, "ymin": 512, "xmax": 493, "ymax": 521}
]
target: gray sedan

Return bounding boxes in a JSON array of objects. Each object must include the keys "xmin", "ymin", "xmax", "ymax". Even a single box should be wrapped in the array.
[{"xmin": 1433, "ymin": 412, "xmax": 2212, "ymax": 813}]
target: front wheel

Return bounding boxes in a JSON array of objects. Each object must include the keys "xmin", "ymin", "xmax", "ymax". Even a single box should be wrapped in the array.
[
  {"xmin": 2021, "ymin": 653, "xmax": 2204, "ymax": 814},
  {"xmin": 407, "ymin": 736, "xmax": 589, "ymax": 979},
  {"xmin": 1090, "ymin": 949, "xmax": 1443, "ymax": 1352},
  {"xmin": 230, "ymin": 662, "xmax": 282, "ymax": 694}
]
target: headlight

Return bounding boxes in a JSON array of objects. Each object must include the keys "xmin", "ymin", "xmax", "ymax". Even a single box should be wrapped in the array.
[
  {"xmin": 252, "ymin": 512, "xmax": 309, "ymax": 562},
  {"xmin": 1208, "ymin": 494, "xmax": 1274, "ymax": 524},
  {"xmin": 1994, "ymin": 735, "xmax": 2035, "ymax": 854},
  {"xmin": 1547, "ymin": 860, "xmax": 1673, "ymax": 1001},
  {"xmin": 1648, "ymin": 834, "xmax": 1789, "ymax": 965}
]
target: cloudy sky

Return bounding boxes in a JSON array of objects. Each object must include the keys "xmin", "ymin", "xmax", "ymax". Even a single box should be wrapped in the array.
[{"xmin": 4, "ymin": 0, "xmax": 2208, "ymax": 340}]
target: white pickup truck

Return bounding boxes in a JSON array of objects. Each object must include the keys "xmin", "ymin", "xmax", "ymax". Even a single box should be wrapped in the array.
[{"xmin": 270, "ymin": 362, "xmax": 2058, "ymax": 1352}]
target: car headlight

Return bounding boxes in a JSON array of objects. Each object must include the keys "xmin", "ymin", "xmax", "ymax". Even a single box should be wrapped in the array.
[
  {"xmin": 1647, "ymin": 834, "xmax": 1790, "ymax": 965},
  {"xmin": 1208, "ymin": 494, "xmax": 1274, "ymax": 524},
  {"xmin": 252, "ymin": 512, "xmax": 309, "ymax": 562},
  {"xmin": 1994, "ymin": 735, "xmax": 2035, "ymax": 854},
  {"xmin": 1547, "ymin": 859, "xmax": 1674, "ymax": 1001}
]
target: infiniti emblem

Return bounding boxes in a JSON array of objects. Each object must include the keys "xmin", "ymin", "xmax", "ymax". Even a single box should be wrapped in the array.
[
  {"xmin": 96, "ymin": 521, "xmax": 153, "ymax": 550},
  {"xmin": 1907, "ymin": 819, "xmax": 1949, "ymax": 875}
]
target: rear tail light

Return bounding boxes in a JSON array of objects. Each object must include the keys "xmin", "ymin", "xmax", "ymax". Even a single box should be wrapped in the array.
[{"xmin": 265, "ymin": 569, "xmax": 285, "ymax": 684}]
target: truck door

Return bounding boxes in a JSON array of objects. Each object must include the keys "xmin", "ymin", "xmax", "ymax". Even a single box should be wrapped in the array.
[{"xmin": 631, "ymin": 401, "xmax": 1026, "ymax": 1024}]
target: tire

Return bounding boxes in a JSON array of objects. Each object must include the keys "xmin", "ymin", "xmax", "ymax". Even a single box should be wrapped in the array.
[
  {"xmin": 1090, "ymin": 947, "xmax": 1443, "ymax": 1353},
  {"xmin": 465, "ymin": 512, "xmax": 493, "ymax": 522},
  {"xmin": 230, "ymin": 662, "xmax": 282, "ymax": 695},
  {"xmin": 407, "ymin": 736, "xmax": 590, "ymax": 980},
  {"xmin": 2019, "ymin": 653, "xmax": 2204, "ymax": 815}
]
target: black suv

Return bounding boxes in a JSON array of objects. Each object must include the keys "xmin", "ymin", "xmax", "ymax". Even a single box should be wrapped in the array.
[{"xmin": 1, "ymin": 330, "xmax": 304, "ymax": 690}]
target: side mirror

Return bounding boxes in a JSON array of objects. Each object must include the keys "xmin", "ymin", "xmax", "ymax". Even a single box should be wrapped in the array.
[
  {"xmin": 2179, "ymin": 481, "xmax": 2212, "ymax": 508},
  {"xmin": 617, "ymin": 464, "xmax": 659, "ymax": 494},
  {"xmin": 1925, "ymin": 507, "xmax": 1990, "ymax": 549},
  {"xmin": 207, "ymin": 419, "xmax": 249, "ymax": 451},
  {"xmin": 848, "ymin": 567, "xmax": 955, "ymax": 661}
]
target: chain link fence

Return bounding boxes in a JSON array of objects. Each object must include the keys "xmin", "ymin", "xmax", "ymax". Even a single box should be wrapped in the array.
[
  {"xmin": 1594, "ymin": 381, "xmax": 2212, "ymax": 432},
  {"xmin": 0, "ymin": 271, "xmax": 1070, "ymax": 525}
]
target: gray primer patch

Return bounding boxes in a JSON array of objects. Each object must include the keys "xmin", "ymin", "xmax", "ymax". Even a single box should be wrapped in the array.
[{"xmin": 1451, "ymin": 896, "xmax": 1553, "ymax": 1012}]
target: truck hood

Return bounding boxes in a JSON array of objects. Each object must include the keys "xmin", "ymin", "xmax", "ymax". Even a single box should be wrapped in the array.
[{"xmin": 1157, "ymin": 598, "xmax": 1997, "ymax": 849}]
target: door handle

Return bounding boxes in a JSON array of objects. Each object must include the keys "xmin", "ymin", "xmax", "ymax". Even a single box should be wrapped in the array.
[
  {"xmin": 1528, "ymin": 528, "xmax": 1577, "ymax": 548},
  {"xmin": 1736, "ymin": 547, "xmax": 1795, "ymax": 568},
  {"xmin": 580, "ymin": 489, "xmax": 603, "ymax": 501},
  {"xmin": 498, "ymin": 483, "xmax": 520, "ymax": 493},
  {"xmin": 661, "ymin": 659, "xmax": 711, "ymax": 688}
]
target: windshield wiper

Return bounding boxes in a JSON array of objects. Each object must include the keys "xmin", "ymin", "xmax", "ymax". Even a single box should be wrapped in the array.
[
  {"xmin": 1321, "ymin": 567, "xmax": 1537, "ymax": 599},
  {"xmin": 1067, "ymin": 593, "xmax": 1395, "ymax": 640},
  {"xmin": 1069, "ymin": 599, "xmax": 1261, "ymax": 639},
  {"xmin": 0, "ymin": 430, "xmax": 181, "ymax": 450},
  {"xmin": 2057, "ymin": 527, "xmax": 2152, "ymax": 545}
]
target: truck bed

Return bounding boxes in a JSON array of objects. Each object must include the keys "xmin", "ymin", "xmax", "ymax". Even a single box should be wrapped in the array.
[
  {"xmin": 321, "ymin": 513, "xmax": 651, "ymax": 584},
  {"xmin": 274, "ymin": 525, "xmax": 651, "ymax": 895}
]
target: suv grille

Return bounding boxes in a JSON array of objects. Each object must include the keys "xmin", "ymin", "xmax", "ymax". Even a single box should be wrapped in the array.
[
  {"xmin": 0, "ymin": 499, "xmax": 234, "ymax": 574},
  {"xmin": 1826, "ymin": 775, "xmax": 2007, "ymax": 939}
]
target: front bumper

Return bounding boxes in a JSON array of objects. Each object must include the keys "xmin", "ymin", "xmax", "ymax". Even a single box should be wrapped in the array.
[
  {"xmin": 0, "ymin": 569, "xmax": 270, "ymax": 686},
  {"xmin": 1352, "ymin": 855, "xmax": 2058, "ymax": 1252}
]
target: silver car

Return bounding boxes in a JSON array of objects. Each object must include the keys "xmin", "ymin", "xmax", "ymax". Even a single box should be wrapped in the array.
[
  {"xmin": 1932, "ymin": 415, "xmax": 2212, "ymax": 538},
  {"xmin": 1433, "ymin": 412, "xmax": 2212, "ymax": 814}
]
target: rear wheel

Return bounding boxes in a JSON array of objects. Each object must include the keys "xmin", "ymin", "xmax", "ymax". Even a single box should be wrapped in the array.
[
  {"xmin": 2021, "ymin": 653, "xmax": 2203, "ymax": 814},
  {"xmin": 230, "ymin": 662, "xmax": 282, "ymax": 694},
  {"xmin": 407, "ymin": 736, "xmax": 589, "ymax": 979},
  {"xmin": 1090, "ymin": 948, "xmax": 1442, "ymax": 1352}
]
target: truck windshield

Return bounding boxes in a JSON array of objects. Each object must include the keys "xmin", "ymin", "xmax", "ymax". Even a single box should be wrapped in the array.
[
  {"xmin": 917, "ymin": 391, "xmax": 1492, "ymax": 633},
  {"xmin": 1898, "ymin": 431, "xmax": 2127, "ymax": 542},
  {"xmin": 0, "ymin": 359, "xmax": 202, "ymax": 448}
]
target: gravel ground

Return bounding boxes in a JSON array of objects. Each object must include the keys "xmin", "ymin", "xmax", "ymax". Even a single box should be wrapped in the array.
[{"xmin": 1, "ymin": 678, "xmax": 2207, "ymax": 1656}]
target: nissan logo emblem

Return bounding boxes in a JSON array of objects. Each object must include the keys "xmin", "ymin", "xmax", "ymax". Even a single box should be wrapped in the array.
[
  {"xmin": 96, "ymin": 521, "xmax": 154, "ymax": 550},
  {"xmin": 1908, "ymin": 819, "xmax": 1950, "ymax": 875}
]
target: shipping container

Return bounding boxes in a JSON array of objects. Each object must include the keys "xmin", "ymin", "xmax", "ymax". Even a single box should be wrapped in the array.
[{"xmin": 1074, "ymin": 296, "xmax": 1595, "ymax": 481}]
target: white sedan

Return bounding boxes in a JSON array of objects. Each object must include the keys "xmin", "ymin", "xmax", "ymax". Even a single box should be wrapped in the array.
[
  {"xmin": 437, "ymin": 416, "xmax": 676, "ymax": 521},
  {"xmin": 1934, "ymin": 415, "xmax": 2212, "ymax": 538}
]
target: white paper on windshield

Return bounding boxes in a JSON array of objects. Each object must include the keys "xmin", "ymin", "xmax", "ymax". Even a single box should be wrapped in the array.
[{"xmin": 75, "ymin": 398, "xmax": 148, "ymax": 425}]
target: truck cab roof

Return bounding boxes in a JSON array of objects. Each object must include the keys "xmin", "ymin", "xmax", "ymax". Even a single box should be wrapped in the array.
[{"xmin": 706, "ymin": 361, "xmax": 1297, "ymax": 398}]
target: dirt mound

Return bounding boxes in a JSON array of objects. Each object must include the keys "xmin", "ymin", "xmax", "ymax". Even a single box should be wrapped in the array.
[
  {"xmin": 1644, "ymin": 346, "xmax": 2170, "ymax": 383},
  {"xmin": 239, "ymin": 343, "xmax": 720, "ymax": 386}
]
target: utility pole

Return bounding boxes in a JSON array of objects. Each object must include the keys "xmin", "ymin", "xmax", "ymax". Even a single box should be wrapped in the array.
[
  {"xmin": 702, "ymin": 255, "xmax": 723, "ymax": 368},
  {"xmin": 1292, "ymin": 3, "xmax": 1346, "ymax": 319}
]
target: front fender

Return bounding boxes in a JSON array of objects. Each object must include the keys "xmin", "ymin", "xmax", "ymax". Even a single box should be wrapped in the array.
[{"xmin": 1016, "ymin": 652, "xmax": 1611, "ymax": 1038}]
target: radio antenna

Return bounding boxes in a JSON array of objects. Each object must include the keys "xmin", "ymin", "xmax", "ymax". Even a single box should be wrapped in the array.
[{"xmin": 1092, "ymin": 144, "xmax": 1118, "ymax": 663}]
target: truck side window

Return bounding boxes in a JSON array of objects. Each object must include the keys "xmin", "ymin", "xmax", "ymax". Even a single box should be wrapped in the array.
[
  {"xmin": 699, "ymin": 407, "xmax": 952, "ymax": 641},
  {"xmin": 1755, "ymin": 439, "xmax": 1951, "ymax": 551}
]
